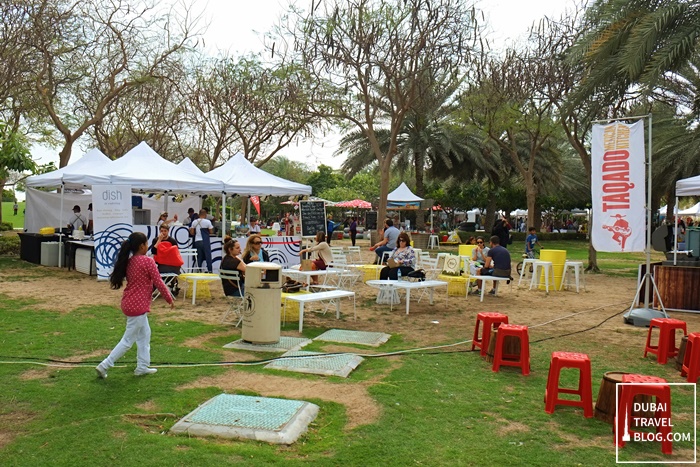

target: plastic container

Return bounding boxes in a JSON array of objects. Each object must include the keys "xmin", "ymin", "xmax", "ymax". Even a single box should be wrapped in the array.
[{"xmin": 539, "ymin": 249, "xmax": 567, "ymax": 291}]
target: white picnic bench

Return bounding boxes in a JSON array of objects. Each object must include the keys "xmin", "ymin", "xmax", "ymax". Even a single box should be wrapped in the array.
[
  {"xmin": 475, "ymin": 276, "xmax": 511, "ymax": 302},
  {"xmin": 283, "ymin": 290, "xmax": 355, "ymax": 332}
]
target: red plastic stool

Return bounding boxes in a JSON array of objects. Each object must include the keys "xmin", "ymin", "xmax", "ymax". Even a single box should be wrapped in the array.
[
  {"xmin": 681, "ymin": 332, "xmax": 700, "ymax": 383},
  {"xmin": 472, "ymin": 312, "xmax": 509, "ymax": 356},
  {"xmin": 643, "ymin": 318, "xmax": 687, "ymax": 364},
  {"xmin": 544, "ymin": 352, "xmax": 593, "ymax": 417},
  {"xmin": 615, "ymin": 374, "xmax": 672, "ymax": 455},
  {"xmin": 492, "ymin": 324, "xmax": 530, "ymax": 375}
]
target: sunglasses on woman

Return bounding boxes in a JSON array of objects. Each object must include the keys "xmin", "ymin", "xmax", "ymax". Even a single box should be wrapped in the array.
[{"xmin": 251, "ymin": 241, "xmax": 262, "ymax": 245}]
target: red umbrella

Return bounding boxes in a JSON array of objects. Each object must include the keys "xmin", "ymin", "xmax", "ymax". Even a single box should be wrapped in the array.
[{"xmin": 335, "ymin": 199, "xmax": 372, "ymax": 209}]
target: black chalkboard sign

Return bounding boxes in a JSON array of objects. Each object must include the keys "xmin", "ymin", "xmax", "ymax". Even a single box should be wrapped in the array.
[
  {"xmin": 299, "ymin": 200, "xmax": 327, "ymax": 238},
  {"xmin": 365, "ymin": 211, "xmax": 378, "ymax": 230}
]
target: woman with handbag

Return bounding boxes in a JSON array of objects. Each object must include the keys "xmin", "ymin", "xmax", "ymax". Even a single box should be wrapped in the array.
[
  {"xmin": 379, "ymin": 232, "xmax": 416, "ymax": 280},
  {"xmin": 299, "ymin": 231, "xmax": 333, "ymax": 285}
]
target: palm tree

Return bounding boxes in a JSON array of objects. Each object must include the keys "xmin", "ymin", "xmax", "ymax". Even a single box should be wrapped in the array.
[{"xmin": 570, "ymin": 0, "xmax": 700, "ymax": 102}]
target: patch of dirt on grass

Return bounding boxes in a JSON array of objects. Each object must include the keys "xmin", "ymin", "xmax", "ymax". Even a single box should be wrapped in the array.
[
  {"xmin": 18, "ymin": 368, "xmax": 54, "ymax": 380},
  {"xmin": 0, "ymin": 409, "xmax": 36, "ymax": 449},
  {"xmin": 496, "ymin": 420, "xmax": 531, "ymax": 436},
  {"xmin": 134, "ymin": 400, "xmax": 158, "ymax": 412},
  {"xmin": 178, "ymin": 368, "xmax": 383, "ymax": 429}
]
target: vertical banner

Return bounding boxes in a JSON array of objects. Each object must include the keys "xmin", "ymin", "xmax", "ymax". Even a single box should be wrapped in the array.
[
  {"xmin": 93, "ymin": 185, "xmax": 132, "ymax": 280},
  {"xmin": 250, "ymin": 195, "xmax": 261, "ymax": 216},
  {"xmin": 591, "ymin": 121, "xmax": 646, "ymax": 252}
]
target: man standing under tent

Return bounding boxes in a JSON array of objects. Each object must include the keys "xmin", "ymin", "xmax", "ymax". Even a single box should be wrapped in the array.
[{"xmin": 190, "ymin": 209, "xmax": 213, "ymax": 273}]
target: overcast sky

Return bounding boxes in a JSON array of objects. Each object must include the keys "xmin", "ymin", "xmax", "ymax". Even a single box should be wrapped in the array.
[{"xmin": 34, "ymin": 0, "xmax": 580, "ymax": 171}]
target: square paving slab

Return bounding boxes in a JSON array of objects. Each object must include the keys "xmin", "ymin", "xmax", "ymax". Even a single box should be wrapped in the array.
[
  {"xmin": 314, "ymin": 329, "xmax": 391, "ymax": 347},
  {"xmin": 170, "ymin": 393, "xmax": 318, "ymax": 445},
  {"xmin": 265, "ymin": 350, "xmax": 364, "ymax": 377},
  {"xmin": 223, "ymin": 336, "xmax": 312, "ymax": 353}
]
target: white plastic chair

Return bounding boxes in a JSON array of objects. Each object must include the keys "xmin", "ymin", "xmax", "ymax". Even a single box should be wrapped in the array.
[
  {"xmin": 345, "ymin": 246, "xmax": 362, "ymax": 264},
  {"xmin": 179, "ymin": 248, "xmax": 200, "ymax": 273},
  {"xmin": 219, "ymin": 269, "xmax": 244, "ymax": 326}
]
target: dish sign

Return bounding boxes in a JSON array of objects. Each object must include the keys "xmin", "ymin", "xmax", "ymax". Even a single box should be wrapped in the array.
[{"xmin": 299, "ymin": 200, "xmax": 327, "ymax": 237}]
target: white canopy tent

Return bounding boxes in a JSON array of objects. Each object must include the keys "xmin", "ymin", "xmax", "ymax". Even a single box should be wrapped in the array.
[
  {"xmin": 385, "ymin": 182, "xmax": 433, "ymax": 229},
  {"xmin": 387, "ymin": 182, "xmax": 424, "ymax": 203},
  {"xmin": 178, "ymin": 157, "xmax": 204, "ymax": 175},
  {"xmin": 679, "ymin": 202, "xmax": 700, "ymax": 217},
  {"xmin": 673, "ymin": 173, "xmax": 700, "ymax": 263},
  {"xmin": 25, "ymin": 148, "xmax": 113, "ymax": 265},
  {"xmin": 25, "ymin": 148, "xmax": 112, "ymax": 189},
  {"xmin": 206, "ymin": 153, "xmax": 312, "ymax": 234}
]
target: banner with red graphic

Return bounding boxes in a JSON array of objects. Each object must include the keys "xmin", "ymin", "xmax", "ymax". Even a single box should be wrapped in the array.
[
  {"xmin": 591, "ymin": 121, "xmax": 645, "ymax": 252},
  {"xmin": 250, "ymin": 195, "xmax": 261, "ymax": 216}
]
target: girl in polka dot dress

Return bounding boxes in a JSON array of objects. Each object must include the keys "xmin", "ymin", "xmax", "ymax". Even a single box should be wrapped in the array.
[{"xmin": 96, "ymin": 232, "xmax": 174, "ymax": 379}]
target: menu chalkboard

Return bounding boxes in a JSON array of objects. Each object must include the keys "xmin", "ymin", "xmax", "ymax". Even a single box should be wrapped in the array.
[
  {"xmin": 299, "ymin": 200, "xmax": 327, "ymax": 238},
  {"xmin": 365, "ymin": 211, "xmax": 378, "ymax": 230}
]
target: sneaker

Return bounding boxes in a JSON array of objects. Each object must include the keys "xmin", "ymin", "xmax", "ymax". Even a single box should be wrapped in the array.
[
  {"xmin": 489, "ymin": 289, "xmax": 496, "ymax": 295},
  {"xmin": 134, "ymin": 368, "xmax": 157, "ymax": 376},
  {"xmin": 95, "ymin": 364, "xmax": 107, "ymax": 379}
]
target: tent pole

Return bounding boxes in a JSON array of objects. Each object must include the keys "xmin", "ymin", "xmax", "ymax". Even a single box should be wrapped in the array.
[
  {"xmin": 673, "ymin": 196, "xmax": 678, "ymax": 266},
  {"xmin": 164, "ymin": 191, "xmax": 168, "ymax": 217},
  {"xmin": 58, "ymin": 182, "xmax": 64, "ymax": 268},
  {"xmin": 222, "ymin": 193, "xmax": 227, "ymax": 238}
]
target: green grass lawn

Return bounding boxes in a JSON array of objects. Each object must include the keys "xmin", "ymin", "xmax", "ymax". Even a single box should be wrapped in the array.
[
  {"xmin": 0, "ymin": 245, "xmax": 689, "ymax": 466},
  {"xmin": 1, "ymin": 200, "xmax": 26, "ymax": 228}
]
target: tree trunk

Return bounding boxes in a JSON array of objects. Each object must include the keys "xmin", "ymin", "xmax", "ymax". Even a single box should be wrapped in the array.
[
  {"xmin": 587, "ymin": 211, "xmax": 600, "ymax": 273},
  {"xmin": 484, "ymin": 195, "xmax": 498, "ymax": 235},
  {"xmin": 58, "ymin": 138, "xmax": 74, "ymax": 168},
  {"xmin": 0, "ymin": 178, "xmax": 5, "ymax": 224},
  {"xmin": 376, "ymin": 157, "xmax": 391, "ymax": 230},
  {"xmin": 525, "ymin": 177, "xmax": 537, "ymax": 233},
  {"xmin": 414, "ymin": 149, "xmax": 425, "ymax": 230}
]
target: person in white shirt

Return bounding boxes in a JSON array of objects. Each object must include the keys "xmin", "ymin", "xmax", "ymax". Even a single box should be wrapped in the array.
[
  {"xmin": 68, "ymin": 205, "xmax": 87, "ymax": 231},
  {"xmin": 249, "ymin": 218, "xmax": 261, "ymax": 234},
  {"xmin": 190, "ymin": 209, "xmax": 213, "ymax": 273}
]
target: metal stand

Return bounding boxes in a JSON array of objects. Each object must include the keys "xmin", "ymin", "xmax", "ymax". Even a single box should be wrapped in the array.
[
  {"xmin": 623, "ymin": 272, "xmax": 667, "ymax": 326},
  {"xmin": 624, "ymin": 114, "xmax": 666, "ymax": 326}
]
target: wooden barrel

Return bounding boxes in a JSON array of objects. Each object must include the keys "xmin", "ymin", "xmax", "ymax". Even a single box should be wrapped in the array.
[
  {"xmin": 654, "ymin": 265, "xmax": 700, "ymax": 311},
  {"xmin": 485, "ymin": 329, "xmax": 520, "ymax": 363},
  {"xmin": 675, "ymin": 335, "xmax": 689, "ymax": 371},
  {"xmin": 594, "ymin": 371, "xmax": 653, "ymax": 425}
]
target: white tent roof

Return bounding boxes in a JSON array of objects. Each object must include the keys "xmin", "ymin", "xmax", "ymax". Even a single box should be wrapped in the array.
[
  {"xmin": 679, "ymin": 202, "xmax": 700, "ymax": 216},
  {"xmin": 178, "ymin": 157, "xmax": 204, "ymax": 174},
  {"xmin": 25, "ymin": 148, "xmax": 111, "ymax": 189},
  {"xmin": 106, "ymin": 142, "xmax": 224, "ymax": 193},
  {"xmin": 677, "ymin": 173, "xmax": 700, "ymax": 196},
  {"xmin": 206, "ymin": 153, "xmax": 311, "ymax": 196},
  {"xmin": 387, "ymin": 182, "xmax": 423, "ymax": 202}
]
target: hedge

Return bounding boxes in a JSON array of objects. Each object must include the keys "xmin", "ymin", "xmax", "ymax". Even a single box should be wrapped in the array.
[
  {"xmin": 457, "ymin": 230, "xmax": 587, "ymax": 244},
  {"xmin": 0, "ymin": 235, "xmax": 20, "ymax": 256},
  {"xmin": 0, "ymin": 221, "xmax": 14, "ymax": 231}
]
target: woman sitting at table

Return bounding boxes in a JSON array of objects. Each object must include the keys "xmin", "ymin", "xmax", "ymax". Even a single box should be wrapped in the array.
[
  {"xmin": 242, "ymin": 234, "xmax": 270, "ymax": 264},
  {"xmin": 379, "ymin": 231, "xmax": 416, "ymax": 280},
  {"xmin": 470, "ymin": 236, "xmax": 489, "ymax": 275},
  {"xmin": 220, "ymin": 236, "xmax": 246, "ymax": 297},
  {"xmin": 151, "ymin": 225, "xmax": 183, "ymax": 296},
  {"xmin": 299, "ymin": 231, "xmax": 333, "ymax": 285}
]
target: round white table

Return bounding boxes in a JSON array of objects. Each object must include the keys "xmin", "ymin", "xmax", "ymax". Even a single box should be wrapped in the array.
[
  {"xmin": 366, "ymin": 279, "xmax": 401, "ymax": 306},
  {"xmin": 179, "ymin": 273, "xmax": 220, "ymax": 305}
]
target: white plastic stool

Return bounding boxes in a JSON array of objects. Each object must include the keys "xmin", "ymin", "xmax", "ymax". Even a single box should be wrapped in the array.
[
  {"xmin": 428, "ymin": 235, "xmax": 439, "ymax": 249},
  {"xmin": 517, "ymin": 258, "xmax": 538, "ymax": 287},
  {"xmin": 530, "ymin": 260, "xmax": 554, "ymax": 293},
  {"xmin": 560, "ymin": 260, "xmax": 585, "ymax": 293}
]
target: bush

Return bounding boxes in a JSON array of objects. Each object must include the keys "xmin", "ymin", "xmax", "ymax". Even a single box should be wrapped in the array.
[
  {"xmin": 0, "ymin": 235, "xmax": 20, "ymax": 256},
  {"xmin": 455, "ymin": 230, "xmax": 588, "ymax": 244},
  {"xmin": 0, "ymin": 221, "xmax": 13, "ymax": 231}
]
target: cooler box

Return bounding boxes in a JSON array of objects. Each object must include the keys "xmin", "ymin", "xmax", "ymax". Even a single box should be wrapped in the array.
[
  {"xmin": 686, "ymin": 227, "xmax": 700, "ymax": 257},
  {"xmin": 40, "ymin": 242, "xmax": 60, "ymax": 267}
]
